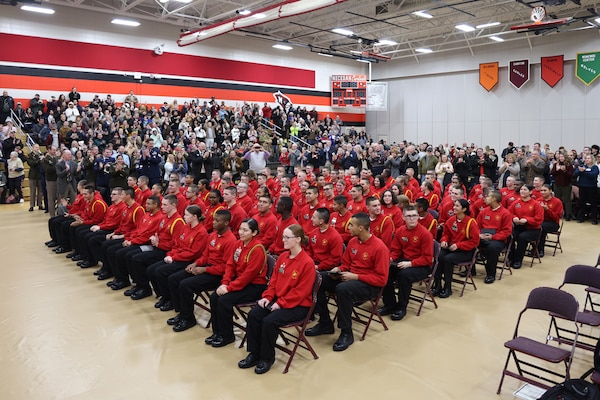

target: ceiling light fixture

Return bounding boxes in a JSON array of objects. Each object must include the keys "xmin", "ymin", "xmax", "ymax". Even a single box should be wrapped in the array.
[
  {"xmin": 273, "ymin": 43, "xmax": 293, "ymax": 50},
  {"xmin": 377, "ymin": 39, "xmax": 397, "ymax": 46},
  {"xmin": 415, "ymin": 48, "xmax": 433, "ymax": 53},
  {"xmin": 456, "ymin": 24, "xmax": 475, "ymax": 32},
  {"xmin": 332, "ymin": 28, "xmax": 354, "ymax": 36},
  {"xmin": 412, "ymin": 10, "xmax": 433, "ymax": 19},
  {"xmin": 596, "ymin": 18, "xmax": 600, "ymax": 24},
  {"xmin": 253, "ymin": 13, "xmax": 266, "ymax": 19},
  {"xmin": 489, "ymin": 36, "xmax": 504, "ymax": 42},
  {"xmin": 476, "ymin": 22, "xmax": 500, "ymax": 29},
  {"xmin": 356, "ymin": 59, "xmax": 371, "ymax": 63},
  {"xmin": 238, "ymin": 9, "xmax": 251, "ymax": 15},
  {"xmin": 318, "ymin": 52, "xmax": 334, "ymax": 57},
  {"xmin": 21, "ymin": 5, "xmax": 55, "ymax": 14},
  {"xmin": 111, "ymin": 18, "xmax": 141, "ymax": 27}
]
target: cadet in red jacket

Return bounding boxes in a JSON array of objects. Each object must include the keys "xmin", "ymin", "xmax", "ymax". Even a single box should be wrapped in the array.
[
  {"xmin": 381, "ymin": 205, "xmax": 434, "ymax": 321},
  {"xmin": 433, "ymin": 199, "xmax": 480, "ymax": 298},
  {"xmin": 306, "ymin": 212, "xmax": 389, "ymax": 352},
  {"xmin": 366, "ymin": 196, "xmax": 395, "ymax": 247},
  {"xmin": 307, "ymin": 208, "xmax": 344, "ymax": 271},
  {"xmin": 253, "ymin": 195, "xmax": 278, "ymax": 249},
  {"xmin": 415, "ymin": 198, "xmax": 438, "ymax": 238},
  {"xmin": 207, "ymin": 218, "xmax": 268, "ymax": 348},
  {"xmin": 536, "ymin": 184, "xmax": 563, "ymax": 257},
  {"xmin": 508, "ymin": 185, "xmax": 544, "ymax": 269},
  {"xmin": 166, "ymin": 209, "xmax": 237, "ymax": 332},
  {"xmin": 239, "ymin": 224, "xmax": 316, "ymax": 374},
  {"xmin": 150, "ymin": 205, "xmax": 209, "ymax": 311},
  {"xmin": 330, "ymin": 195, "xmax": 353, "ymax": 244},
  {"xmin": 268, "ymin": 196, "xmax": 299, "ymax": 256},
  {"xmin": 476, "ymin": 191, "xmax": 513, "ymax": 284},
  {"xmin": 48, "ymin": 180, "xmax": 88, "ymax": 253},
  {"xmin": 66, "ymin": 185, "xmax": 108, "ymax": 261}
]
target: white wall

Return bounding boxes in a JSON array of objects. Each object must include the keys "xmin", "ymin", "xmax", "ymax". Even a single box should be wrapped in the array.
[{"xmin": 369, "ymin": 28, "xmax": 600, "ymax": 151}]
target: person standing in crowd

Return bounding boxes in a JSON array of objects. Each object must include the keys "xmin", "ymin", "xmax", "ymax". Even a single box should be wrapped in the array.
[
  {"xmin": 574, "ymin": 154, "xmax": 599, "ymax": 225},
  {"xmin": 56, "ymin": 149, "xmax": 78, "ymax": 204},
  {"xmin": 26, "ymin": 143, "xmax": 44, "ymax": 211},
  {"xmin": 244, "ymin": 143, "xmax": 270, "ymax": 173},
  {"xmin": 7, "ymin": 151, "xmax": 25, "ymax": 202},
  {"xmin": 550, "ymin": 152, "xmax": 574, "ymax": 220}
]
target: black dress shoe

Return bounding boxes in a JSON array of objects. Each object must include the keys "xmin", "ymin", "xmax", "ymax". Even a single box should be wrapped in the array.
[
  {"xmin": 431, "ymin": 286, "xmax": 442, "ymax": 297},
  {"xmin": 155, "ymin": 298, "xmax": 166, "ymax": 309},
  {"xmin": 211, "ymin": 335, "xmax": 235, "ymax": 348},
  {"xmin": 54, "ymin": 247, "xmax": 69, "ymax": 254},
  {"xmin": 111, "ymin": 280, "xmax": 130, "ymax": 290},
  {"xmin": 538, "ymin": 251, "xmax": 544, "ymax": 258},
  {"xmin": 391, "ymin": 309, "xmax": 406, "ymax": 321},
  {"xmin": 593, "ymin": 221, "xmax": 599, "ymax": 225},
  {"xmin": 167, "ymin": 315, "xmax": 183, "ymax": 326},
  {"xmin": 65, "ymin": 252, "xmax": 77, "ymax": 259},
  {"xmin": 160, "ymin": 300, "xmax": 174, "ymax": 312},
  {"xmin": 107, "ymin": 279, "xmax": 118, "ymax": 287},
  {"xmin": 459, "ymin": 269, "xmax": 468, "ymax": 278},
  {"xmin": 44, "ymin": 210, "xmax": 49, "ymax": 214},
  {"xmin": 204, "ymin": 334, "xmax": 216, "ymax": 345},
  {"xmin": 512, "ymin": 262, "xmax": 522, "ymax": 269},
  {"xmin": 173, "ymin": 318, "xmax": 197, "ymax": 332},
  {"xmin": 79, "ymin": 261, "xmax": 95, "ymax": 269},
  {"xmin": 131, "ymin": 287, "xmax": 153, "ymax": 300},
  {"xmin": 124, "ymin": 286, "xmax": 139, "ymax": 296},
  {"xmin": 305, "ymin": 322, "xmax": 335, "ymax": 337},
  {"xmin": 45, "ymin": 240, "xmax": 57, "ymax": 247},
  {"xmin": 484, "ymin": 276, "xmax": 495, "ymax": 284},
  {"xmin": 377, "ymin": 305, "xmax": 396, "ymax": 316},
  {"xmin": 29, "ymin": 207, "xmax": 34, "ymax": 212},
  {"xmin": 238, "ymin": 353, "xmax": 260, "ymax": 369},
  {"xmin": 254, "ymin": 359, "xmax": 275, "ymax": 374},
  {"xmin": 97, "ymin": 272, "xmax": 114, "ymax": 280},
  {"xmin": 71, "ymin": 254, "xmax": 83, "ymax": 261},
  {"xmin": 439, "ymin": 288, "xmax": 452, "ymax": 298},
  {"xmin": 92, "ymin": 268, "xmax": 104, "ymax": 275},
  {"xmin": 333, "ymin": 331, "xmax": 354, "ymax": 352}
]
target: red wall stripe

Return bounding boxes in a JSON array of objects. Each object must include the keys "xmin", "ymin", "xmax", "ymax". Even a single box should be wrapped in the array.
[{"xmin": 0, "ymin": 33, "xmax": 315, "ymax": 89}]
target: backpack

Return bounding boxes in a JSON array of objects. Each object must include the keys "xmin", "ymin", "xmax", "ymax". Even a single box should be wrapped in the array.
[{"xmin": 538, "ymin": 379, "xmax": 600, "ymax": 400}]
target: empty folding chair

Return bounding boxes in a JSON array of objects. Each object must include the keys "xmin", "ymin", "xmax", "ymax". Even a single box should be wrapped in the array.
[
  {"xmin": 525, "ymin": 230, "xmax": 543, "ymax": 268},
  {"xmin": 275, "ymin": 271, "xmax": 322, "ymax": 373},
  {"xmin": 544, "ymin": 219, "xmax": 563, "ymax": 256},
  {"xmin": 496, "ymin": 235, "xmax": 513, "ymax": 280},
  {"xmin": 452, "ymin": 249, "xmax": 478, "ymax": 297},
  {"xmin": 497, "ymin": 287, "xmax": 580, "ymax": 394},
  {"xmin": 583, "ymin": 253, "xmax": 600, "ymax": 312},
  {"xmin": 549, "ymin": 265, "xmax": 600, "ymax": 352},
  {"xmin": 409, "ymin": 240, "xmax": 440, "ymax": 316}
]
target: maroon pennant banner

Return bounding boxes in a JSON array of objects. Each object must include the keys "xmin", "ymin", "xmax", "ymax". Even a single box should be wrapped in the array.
[
  {"xmin": 509, "ymin": 59, "xmax": 530, "ymax": 90},
  {"xmin": 541, "ymin": 55, "xmax": 564, "ymax": 87}
]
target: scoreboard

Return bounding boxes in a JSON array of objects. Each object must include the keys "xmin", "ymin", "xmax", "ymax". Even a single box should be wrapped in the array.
[{"xmin": 331, "ymin": 74, "xmax": 367, "ymax": 107}]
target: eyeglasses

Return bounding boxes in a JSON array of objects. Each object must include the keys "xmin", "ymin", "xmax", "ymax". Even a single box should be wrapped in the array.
[
  {"xmin": 282, "ymin": 236, "xmax": 298, "ymax": 241},
  {"xmin": 404, "ymin": 214, "xmax": 419, "ymax": 219}
]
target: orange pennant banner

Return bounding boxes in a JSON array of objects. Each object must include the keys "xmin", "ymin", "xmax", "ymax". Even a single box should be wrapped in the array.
[{"xmin": 479, "ymin": 62, "xmax": 499, "ymax": 92}]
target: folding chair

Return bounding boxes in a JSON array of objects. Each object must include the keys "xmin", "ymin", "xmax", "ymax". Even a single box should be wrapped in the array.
[
  {"xmin": 544, "ymin": 219, "xmax": 563, "ymax": 256},
  {"xmin": 193, "ymin": 288, "xmax": 217, "ymax": 328},
  {"xmin": 235, "ymin": 254, "xmax": 276, "ymax": 347},
  {"xmin": 548, "ymin": 265, "xmax": 600, "ymax": 352},
  {"xmin": 525, "ymin": 230, "xmax": 543, "ymax": 268},
  {"xmin": 409, "ymin": 240, "xmax": 440, "ymax": 316},
  {"xmin": 497, "ymin": 287, "xmax": 580, "ymax": 393},
  {"xmin": 451, "ymin": 249, "xmax": 478, "ymax": 297},
  {"xmin": 496, "ymin": 235, "xmax": 513, "ymax": 280},
  {"xmin": 580, "ymin": 336, "xmax": 600, "ymax": 386},
  {"xmin": 274, "ymin": 271, "xmax": 322, "ymax": 373},
  {"xmin": 582, "ymin": 253, "xmax": 600, "ymax": 312}
]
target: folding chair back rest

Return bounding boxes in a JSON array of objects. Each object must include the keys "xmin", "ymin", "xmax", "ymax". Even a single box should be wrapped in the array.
[
  {"xmin": 266, "ymin": 254, "xmax": 276, "ymax": 283},
  {"xmin": 596, "ymin": 253, "xmax": 600, "ymax": 268},
  {"xmin": 433, "ymin": 240, "xmax": 441, "ymax": 267},
  {"xmin": 525, "ymin": 287, "xmax": 579, "ymax": 322},
  {"xmin": 561, "ymin": 265, "xmax": 600, "ymax": 292}
]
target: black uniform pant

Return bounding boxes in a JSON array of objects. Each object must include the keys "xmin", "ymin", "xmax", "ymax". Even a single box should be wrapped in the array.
[
  {"xmin": 168, "ymin": 270, "xmax": 222, "ymax": 319},
  {"xmin": 478, "ymin": 240, "xmax": 505, "ymax": 277},
  {"xmin": 382, "ymin": 264, "xmax": 431, "ymax": 311},
  {"xmin": 539, "ymin": 221, "xmax": 559, "ymax": 250},
  {"xmin": 79, "ymin": 230, "xmax": 110, "ymax": 264},
  {"xmin": 314, "ymin": 273, "xmax": 378, "ymax": 332},
  {"xmin": 110, "ymin": 245, "xmax": 143, "ymax": 282},
  {"xmin": 511, "ymin": 226, "xmax": 540, "ymax": 264},
  {"xmin": 151, "ymin": 261, "xmax": 188, "ymax": 300},
  {"xmin": 58, "ymin": 219, "xmax": 78, "ymax": 249},
  {"xmin": 48, "ymin": 215, "xmax": 72, "ymax": 243},
  {"xmin": 578, "ymin": 186, "xmax": 598, "ymax": 222},
  {"xmin": 246, "ymin": 305, "xmax": 309, "ymax": 361},
  {"xmin": 70, "ymin": 224, "xmax": 93, "ymax": 254},
  {"xmin": 435, "ymin": 249, "xmax": 475, "ymax": 288},
  {"xmin": 209, "ymin": 284, "xmax": 266, "ymax": 339},
  {"xmin": 94, "ymin": 238, "xmax": 124, "ymax": 274},
  {"xmin": 130, "ymin": 248, "xmax": 167, "ymax": 288}
]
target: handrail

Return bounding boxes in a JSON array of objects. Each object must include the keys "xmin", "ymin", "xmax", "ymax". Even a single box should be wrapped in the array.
[
  {"xmin": 9, "ymin": 109, "xmax": 34, "ymax": 151},
  {"xmin": 259, "ymin": 117, "xmax": 312, "ymax": 149}
]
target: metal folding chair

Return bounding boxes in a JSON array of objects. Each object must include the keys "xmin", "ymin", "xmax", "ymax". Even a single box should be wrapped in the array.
[
  {"xmin": 451, "ymin": 249, "xmax": 478, "ymax": 297},
  {"xmin": 544, "ymin": 219, "xmax": 563, "ymax": 256},
  {"xmin": 409, "ymin": 240, "xmax": 440, "ymax": 316},
  {"xmin": 497, "ymin": 287, "xmax": 580, "ymax": 393}
]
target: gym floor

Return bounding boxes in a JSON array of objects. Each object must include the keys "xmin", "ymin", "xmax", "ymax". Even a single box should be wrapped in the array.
[{"xmin": 0, "ymin": 203, "xmax": 596, "ymax": 399}]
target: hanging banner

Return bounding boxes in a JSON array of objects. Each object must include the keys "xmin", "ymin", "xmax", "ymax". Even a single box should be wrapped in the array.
[
  {"xmin": 541, "ymin": 55, "xmax": 564, "ymax": 87},
  {"xmin": 576, "ymin": 51, "xmax": 600, "ymax": 86},
  {"xmin": 509, "ymin": 59, "xmax": 530, "ymax": 90},
  {"xmin": 479, "ymin": 62, "xmax": 499, "ymax": 92}
]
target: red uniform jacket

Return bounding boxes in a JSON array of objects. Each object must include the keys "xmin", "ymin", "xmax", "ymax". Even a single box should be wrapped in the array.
[
  {"xmin": 347, "ymin": 198, "xmax": 366, "ymax": 214},
  {"xmin": 307, "ymin": 226, "xmax": 344, "ymax": 271},
  {"xmin": 537, "ymin": 196, "xmax": 563, "ymax": 224},
  {"xmin": 155, "ymin": 212, "xmax": 185, "ymax": 251},
  {"xmin": 189, "ymin": 197, "xmax": 207, "ymax": 213},
  {"xmin": 420, "ymin": 191, "xmax": 440, "ymax": 210},
  {"xmin": 135, "ymin": 188, "xmax": 151, "ymax": 207},
  {"xmin": 476, "ymin": 205, "xmax": 513, "ymax": 242},
  {"xmin": 501, "ymin": 188, "xmax": 519, "ymax": 209},
  {"xmin": 469, "ymin": 198, "xmax": 487, "ymax": 220},
  {"xmin": 438, "ymin": 197, "xmax": 456, "ymax": 225},
  {"xmin": 227, "ymin": 203, "xmax": 248, "ymax": 238},
  {"xmin": 82, "ymin": 194, "xmax": 108, "ymax": 225},
  {"xmin": 418, "ymin": 212, "xmax": 438, "ymax": 238},
  {"xmin": 98, "ymin": 201, "xmax": 127, "ymax": 231},
  {"xmin": 268, "ymin": 216, "xmax": 299, "ymax": 256},
  {"xmin": 222, "ymin": 238, "xmax": 268, "ymax": 292},
  {"xmin": 254, "ymin": 210, "xmax": 279, "ymax": 250},
  {"xmin": 198, "ymin": 229, "xmax": 238, "ymax": 276},
  {"xmin": 441, "ymin": 215, "xmax": 481, "ymax": 251},
  {"xmin": 390, "ymin": 223, "xmax": 434, "ymax": 267},
  {"xmin": 341, "ymin": 235, "xmax": 389, "ymax": 287},
  {"xmin": 175, "ymin": 192, "xmax": 188, "ymax": 217},
  {"xmin": 204, "ymin": 203, "xmax": 225, "ymax": 233},
  {"xmin": 114, "ymin": 202, "xmax": 145, "ymax": 237},
  {"xmin": 298, "ymin": 202, "xmax": 319, "ymax": 232},
  {"xmin": 509, "ymin": 198, "xmax": 544, "ymax": 230},
  {"xmin": 262, "ymin": 250, "xmax": 314, "ymax": 309},
  {"xmin": 330, "ymin": 210, "xmax": 352, "ymax": 244},
  {"xmin": 127, "ymin": 211, "xmax": 164, "ymax": 244},
  {"xmin": 382, "ymin": 205, "xmax": 403, "ymax": 229},
  {"xmin": 167, "ymin": 222, "xmax": 209, "ymax": 262},
  {"xmin": 67, "ymin": 194, "xmax": 86, "ymax": 216},
  {"xmin": 370, "ymin": 213, "xmax": 395, "ymax": 246},
  {"xmin": 237, "ymin": 195, "xmax": 254, "ymax": 215}
]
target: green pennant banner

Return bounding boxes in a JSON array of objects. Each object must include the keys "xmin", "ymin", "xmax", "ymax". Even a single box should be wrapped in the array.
[{"xmin": 576, "ymin": 51, "xmax": 600, "ymax": 86}]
